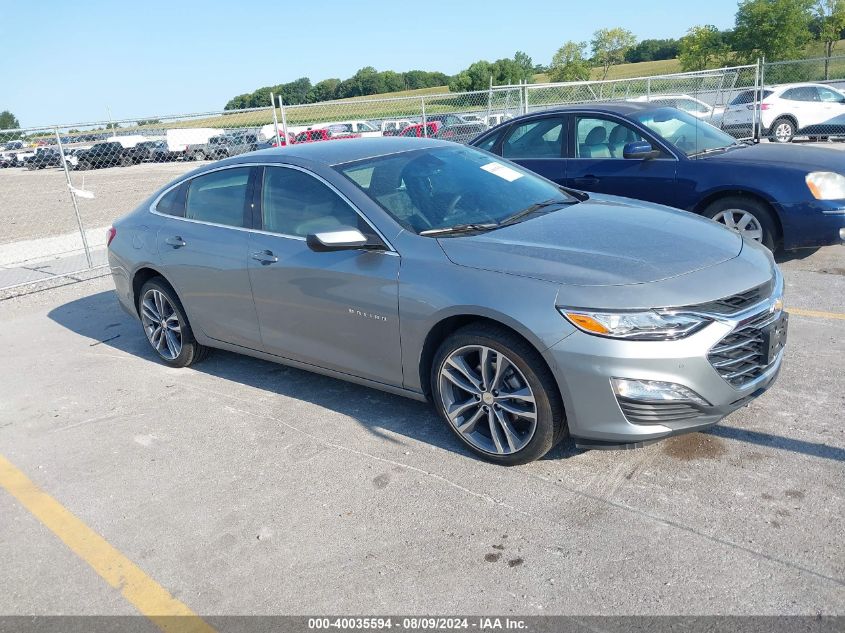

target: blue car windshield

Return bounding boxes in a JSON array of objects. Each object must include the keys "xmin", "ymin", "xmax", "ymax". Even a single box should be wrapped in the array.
[
  {"xmin": 633, "ymin": 107, "xmax": 741, "ymax": 156},
  {"xmin": 336, "ymin": 145, "xmax": 577, "ymax": 234}
]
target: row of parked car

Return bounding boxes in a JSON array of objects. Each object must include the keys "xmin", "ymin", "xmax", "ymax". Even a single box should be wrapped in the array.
[{"xmin": 0, "ymin": 113, "xmax": 502, "ymax": 172}]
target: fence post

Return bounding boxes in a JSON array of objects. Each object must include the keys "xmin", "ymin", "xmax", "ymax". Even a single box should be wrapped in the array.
[
  {"xmin": 486, "ymin": 75, "xmax": 493, "ymax": 123},
  {"xmin": 753, "ymin": 58, "xmax": 762, "ymax": 142},
  {"xmin": 421, "ymin": 96, "xmax": 427, "ymax": 137},
  {"xmin": 279, "ymin": 95, "xmax": 289, "ymax": 142},
  {"xmin": 270, "ymin": 92, "xmax": 282, "ymax": 146},
  {"xmin": 646, "ymin": 77, "xmax": 651, "ymax": 100},
  {"xmin": 54, "ymin": 128, "xmax": 93, "ymax": 269},
  {"xmin": 523, "ymin": 82, "xmax": 530, "ymax": 114}
]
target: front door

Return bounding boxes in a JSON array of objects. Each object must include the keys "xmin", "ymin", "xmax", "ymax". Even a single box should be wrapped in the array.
[
  {"xmin": 565, "ymin": 114, "xmax": 677, "ymax": 205},
  {"xmin": 247, "ymin": 165, "xmax": 403, "ymax": 387},
  {"xmin": 156, "ymin": 166, "xmax": 261, "ymax": 349}
]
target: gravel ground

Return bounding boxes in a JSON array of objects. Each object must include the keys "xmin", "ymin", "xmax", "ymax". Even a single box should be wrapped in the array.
[{"xmin": 0, "ymin": 246, "xmax": 842, "ymax": 618}]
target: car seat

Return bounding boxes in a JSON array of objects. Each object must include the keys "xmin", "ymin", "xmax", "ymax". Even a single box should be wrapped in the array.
[
  {"xmin": 579, "ymin": 126, "xmax": 611, "ymax": 158},
  {"xmin": 608, "ymin": 125, "xmax": 638, "ymax": 158}
]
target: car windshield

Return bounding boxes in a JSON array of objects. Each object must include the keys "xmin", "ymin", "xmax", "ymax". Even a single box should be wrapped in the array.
[
  {"xmin": 336, "ymin": 145, "xmax": 578, "ymax": 235},
  {"xmin": 632, "ymin": 107, "xmax": 741, "ymax": 157}
]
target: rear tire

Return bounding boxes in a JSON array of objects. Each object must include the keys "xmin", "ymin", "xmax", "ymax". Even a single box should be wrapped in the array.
[
  {"xmin": 431, "ymin": 323, "xmax": 565, "ymax": 465},
  {"xmin": 770, "ymin": 117, "xmax": 795, "ymax": 143},
  {"xmin": 137, "ymin": 278, "xmax": 210, "ymax": 368},
  {"xmin": 702, "ymin": 196, "xmax": 778, "ymax": 251}
]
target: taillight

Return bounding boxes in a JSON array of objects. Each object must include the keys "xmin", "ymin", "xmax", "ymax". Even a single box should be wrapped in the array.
[
  {"xmin": 746, "ymin": 103, "xmax": 771, "ymax": 110},
  {"xmin": 106, "ymin": 226, "xmax": 116, "ymax": 247}
]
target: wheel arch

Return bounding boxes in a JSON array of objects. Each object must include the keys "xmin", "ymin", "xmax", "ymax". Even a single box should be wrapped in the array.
[
  {"xmin": 692, "ymin": 188, "xmax": 784, "ymax": 245},
  {"xmin": 417, "ymin": 313, "xmax": 560, "ymax": 403},
  {"xmin": 131, "ymin": 266, "xmax": 177, "ymax": 317}
]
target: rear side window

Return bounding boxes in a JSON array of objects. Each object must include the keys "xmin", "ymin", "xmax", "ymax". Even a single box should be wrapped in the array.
[
  {"xmin": 730, "ymin": 90, "xmax": 773, "ymax": 105},
  {"xmin": 261, "ymin": 167, "xmax": 364, "ymax": 237},
  {"xmin": 185, "ymin": 167, "xmax": 251, "ymax": 227},
  {"xmin": 501, "ymin": 118, "xmax": 565, "ymax": 159},
  {"xmin": 156, "ymin": 184, "xmax": 186, "ymax": 217}
]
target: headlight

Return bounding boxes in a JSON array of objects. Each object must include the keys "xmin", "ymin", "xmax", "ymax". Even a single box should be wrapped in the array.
[
  {"xmin": 559, "ymin": 309, "xmax": 708, "ymax": 340},
  {"xmin": 805, "ymin": 171, "xmax": 845, "ymax": 200}
]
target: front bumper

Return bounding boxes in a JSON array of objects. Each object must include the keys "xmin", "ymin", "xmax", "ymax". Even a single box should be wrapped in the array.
[
  {"xmin": 542, "ymin": 298, "xmax": 785, "ymax": 445},
  {"xmin": 777, "ymin": 199, "xmax": 845, "ymax": 249}
]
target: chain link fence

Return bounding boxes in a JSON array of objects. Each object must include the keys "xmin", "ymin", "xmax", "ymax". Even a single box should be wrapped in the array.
[{"xmin": 3, "ymin": 57, "xmax": 845, "ymax": 292}]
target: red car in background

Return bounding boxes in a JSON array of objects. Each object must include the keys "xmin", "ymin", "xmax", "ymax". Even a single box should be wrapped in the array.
[
  {"xmin": 397, "ymin": 122, "xmax": 441, "ymax": 138},
  {"xmin": 293, "ymin": 128, "xmax": 361, "ymax": 144}
]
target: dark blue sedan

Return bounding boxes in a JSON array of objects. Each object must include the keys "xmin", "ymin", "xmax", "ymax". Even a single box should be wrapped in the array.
[{"xmin": 470, "ymin": 102, "xmax": 845, "ymax": 251}]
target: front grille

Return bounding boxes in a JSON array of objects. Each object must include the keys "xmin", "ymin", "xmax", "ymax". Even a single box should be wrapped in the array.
[
  {"xmin": 687, "ymin": 280, "xmax": 773, "ymax": 315},
  {"xmin": 617, "ymin": 397, "xmax": 703, "ymax": 425},
  {"xmin": 708, "ymin": 310, "xmax": 779, "ymax": 388}
]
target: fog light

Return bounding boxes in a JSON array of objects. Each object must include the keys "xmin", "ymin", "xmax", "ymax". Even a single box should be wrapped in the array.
[{"xmin": 611, "ymin": 378, "xmax": 710, "ymax": 407}]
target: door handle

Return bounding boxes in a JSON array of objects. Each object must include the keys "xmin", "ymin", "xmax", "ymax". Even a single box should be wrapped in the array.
[
  {"xmin": 164, "ymin": 236, "xmax": 186, "ymax": 248},
  {"xmin": 251, "ymin": 250, "xmax": 278, "ymax": 264},
  {"xmin": 573, "ymin": 175, "xmax": 600, "ymax": 186}
]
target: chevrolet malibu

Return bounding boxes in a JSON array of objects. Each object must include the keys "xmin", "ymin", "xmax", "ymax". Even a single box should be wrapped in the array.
[{"xmin": 108, "ymin": 138, "xmax": 787, "ymax": 465}]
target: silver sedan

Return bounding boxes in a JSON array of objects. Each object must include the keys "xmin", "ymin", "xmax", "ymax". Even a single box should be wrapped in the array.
[{"xmin": 107, "ymin": 137, "xmax": 786, "ymax": 464}]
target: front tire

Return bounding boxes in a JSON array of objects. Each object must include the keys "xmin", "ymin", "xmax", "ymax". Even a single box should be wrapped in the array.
[
  {"xmin": 702, "ymin": 196, "xmax": 778, "ymax": 251},
  {"xmin": 431, "ymin": 324, "xmax": 564, "ymax": 465},
  {"xmin": 138, "ymin": 278, "xmax": 209, "ymax": 368},
  {"xmin": 770, "ymin": 117, "xmax": 795, "ymax": 143}
]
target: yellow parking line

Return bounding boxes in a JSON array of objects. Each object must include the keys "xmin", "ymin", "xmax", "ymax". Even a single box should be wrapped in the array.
[
  {"xmin": 788, "ymin": 307, "xmax": 845, "ymax": 321},
  {"xmin": 0, "ymin": 454, "xmax": 215, "ymax": 633}
]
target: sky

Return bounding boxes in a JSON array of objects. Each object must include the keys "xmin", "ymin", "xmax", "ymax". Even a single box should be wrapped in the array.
[{"xmin": 1, "ymin": 0, "xmax": 740, "ymax": 128}]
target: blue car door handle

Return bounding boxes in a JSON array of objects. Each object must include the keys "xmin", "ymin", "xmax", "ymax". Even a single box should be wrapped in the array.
[
  {"xmin": 573, "ymin": 175, "xmax": 600, "ymax": 186},
  {"xmin": 251, "ymin": 250, "xmax": 279, "ymax": 265},
  {"xmin": 164, "ymin": 236, "xmax": 186, "ymax": 248}
]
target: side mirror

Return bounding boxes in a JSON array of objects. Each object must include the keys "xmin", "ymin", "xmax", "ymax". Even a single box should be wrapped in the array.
[
  {"xmin": 623, "ymin": 141, "xmax": 662, "ymax": 160},
  {"xmin": 306, "ymin": 228, "xmax": 383, "ymax": 253}
]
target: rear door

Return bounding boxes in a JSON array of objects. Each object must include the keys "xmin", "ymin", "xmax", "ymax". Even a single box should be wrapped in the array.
[
  {"xmin": 496, "ymin": 115, "xmax": 567, "ymax": 185},
  {"xmin": 155, "ymin": 166, "xmax": 262, "ymax": 349},
  {"xmin": 564, "ymin": 113, "xmax": 678, "ymax": 205},
  {"xmin": 247, "ymin": 165, "xmax": 403, "ymax": 386}
]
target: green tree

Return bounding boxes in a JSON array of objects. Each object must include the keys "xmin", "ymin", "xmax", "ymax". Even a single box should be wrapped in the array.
[
  {"xmin": 0, "ymin": 110, "xmax": 20, "ymax": 130},
  {"xmin": 549, "ymin": 41, "xmax": 592, "ymax": 81},
  {"xmin": 625, "ymin": 38, "xmax": 680, "ymax": 63},
  {"xmin": 307, "ymin": 78, "xmax": 341, "ymax": 102},
  {"xmin": 814, "ymin": 0, "xmax": 845, "ymax": 77},
  {"xmin": 733, "ymin": 0, "xmax": 814, "ymax": 62},
  {"xmin": 591, "ymin": 27, "xmax": 637, "ymax": 80},
  {"xmin": 678, "ymin": 25, "xmax": 730, "ymax": 70},
  {"xmin": 513, "ymin": 51, "xmax": 535, "ymax": 79},
  {"xmin": 448, "ymin": 60, "xmax": 492, "ymax": 92}
]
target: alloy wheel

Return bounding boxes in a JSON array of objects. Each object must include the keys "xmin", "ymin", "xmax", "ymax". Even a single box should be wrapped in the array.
[
  {"xmin": 774, "ymin": 122, "xmax": 793, "ymax": 142},
  {"xmin": 711, "ymin": 209, "xmax": 764, "ymax": 242},
  {"xmin": 140, "ymin": 289, "xmax": 183, "ymax": 360},
  {"xmin": 438, "ymin": 345, "xmax": 537, "ymax": 455}
]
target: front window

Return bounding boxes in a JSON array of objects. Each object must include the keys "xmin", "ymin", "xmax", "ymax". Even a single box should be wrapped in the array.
[
  {"xmin": 632, "ymin": 107, "xmax": 741, "ymax": 157},
  {"xmin": 575, "ymin": 117, "xmax": 647, "ymax": 159},
  {"xmin": 261, "ymin": 167, "xmax": 364, "ymax": 237},
  {"xmin": 335, "ymin": 146, "xmax": 577, "ymax": 235}
]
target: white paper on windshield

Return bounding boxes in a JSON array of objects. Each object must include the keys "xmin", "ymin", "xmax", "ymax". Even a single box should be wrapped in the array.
[{"xmin": 481, "ymin": 162, "xmax": 523, "ymax": 182}]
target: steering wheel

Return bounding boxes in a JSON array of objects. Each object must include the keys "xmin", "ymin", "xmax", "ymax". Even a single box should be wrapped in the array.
[{"xmin": 445, "ymin": 193, "xmax": 463, "ymax": 217}]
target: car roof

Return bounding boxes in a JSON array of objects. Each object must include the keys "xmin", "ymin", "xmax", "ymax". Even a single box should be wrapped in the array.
[
  {"xmin": 522, "ymin": 101, "xmax": 660, "ymax": 116},
  {"xmin": 231, "ymin": 136, "xmax": 449, "ymax": 166}
]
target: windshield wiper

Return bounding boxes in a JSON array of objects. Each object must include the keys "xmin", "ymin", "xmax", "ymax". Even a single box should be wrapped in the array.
[
  {"xmin": 419, "ymin": 222, "xmax": 499, "ymax": 236},
  {"xmin": 688, "ymin": 145, "xmax": 740, "ymax": 158},
  {"xmin": 497, "ymin": 198, "xmax": 573, "ymax": 227}
]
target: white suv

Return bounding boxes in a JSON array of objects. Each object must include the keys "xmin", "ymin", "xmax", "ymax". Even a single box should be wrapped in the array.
[{"xmin": 721, "ymin": 82, "xmax": 845, "ymax": 142}]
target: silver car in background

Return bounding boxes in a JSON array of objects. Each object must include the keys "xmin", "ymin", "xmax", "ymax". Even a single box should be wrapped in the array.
[{"xmin": 107, "ymin": 138, "xmax": 787, "ymax": 465}]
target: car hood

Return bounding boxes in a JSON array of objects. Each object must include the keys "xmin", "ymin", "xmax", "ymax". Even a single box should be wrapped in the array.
[
  {"xmin": 437, "ymin": 196, "xmax": 743, "ymax": 286},
  {"xmin": 702, "ymin": 142, "xmax": 845, "ymax": 171}
]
